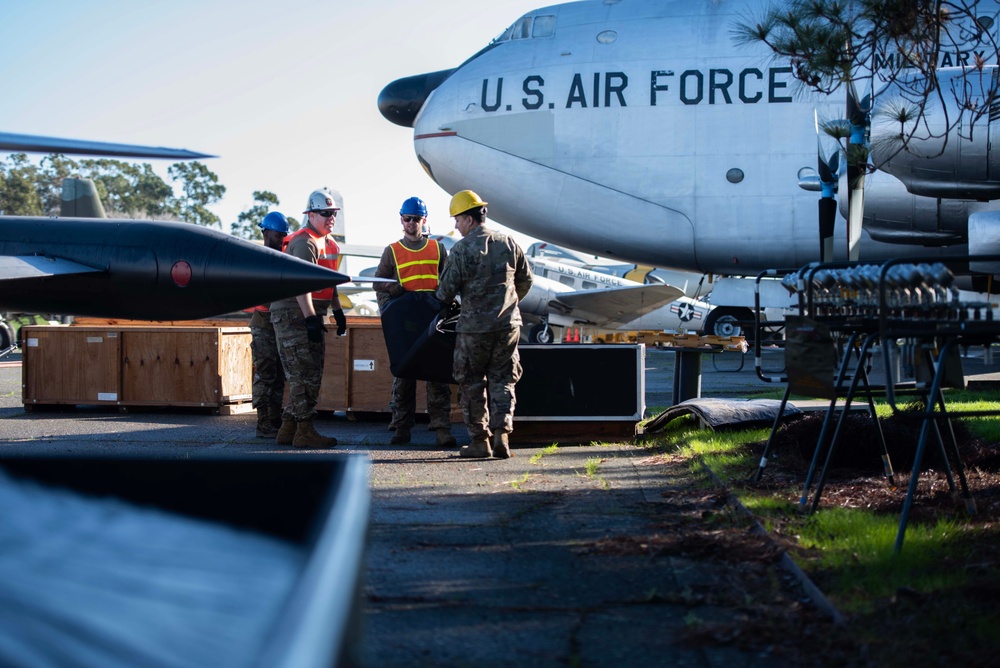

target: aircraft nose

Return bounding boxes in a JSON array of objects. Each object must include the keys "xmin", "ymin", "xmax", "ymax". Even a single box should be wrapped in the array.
[{"xmin": 377, "ymin": 69, "xmax": 455, "ymax": 128}]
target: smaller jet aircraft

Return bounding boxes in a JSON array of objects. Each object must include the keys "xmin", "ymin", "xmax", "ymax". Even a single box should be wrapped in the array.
[
  {"xmin": 526, "ymin": 242, "xmax": 713, "ymax": 300},
  {"xmin": 521, "ymin": 254, "xmax": 715, "ymax": 343}
]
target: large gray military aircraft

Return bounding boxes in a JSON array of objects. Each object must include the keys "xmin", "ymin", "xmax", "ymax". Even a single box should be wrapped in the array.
[
  {"xmin": 0, "ymin": 134, "xmax": 352, "ymax": 321},
  {"xmin": 379, "ymin": 0, "xmax": 1000, "ymax": 282}
]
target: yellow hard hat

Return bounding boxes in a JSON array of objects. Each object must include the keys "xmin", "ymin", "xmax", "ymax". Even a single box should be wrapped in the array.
[{"xmin": 449, "ymin": 190, "xmax": 488, "ymax": 217}]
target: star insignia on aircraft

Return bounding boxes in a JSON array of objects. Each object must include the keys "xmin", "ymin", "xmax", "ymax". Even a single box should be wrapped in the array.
[{"xmin": 670, "ymin": 302, "xmax": 700, "ymax": 322}]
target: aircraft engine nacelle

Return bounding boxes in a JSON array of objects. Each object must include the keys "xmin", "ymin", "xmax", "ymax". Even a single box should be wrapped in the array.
[
  {"xmin": 859, "ymin": 170, "xmax": 973, "ymax": 246},
  {"xmin": 969, "ymin": 210, "xmax": 1000, "ymax": 272},
  {"xmin": 871, "ymin": 67, "xmax": 1000, "ymax": 202}
]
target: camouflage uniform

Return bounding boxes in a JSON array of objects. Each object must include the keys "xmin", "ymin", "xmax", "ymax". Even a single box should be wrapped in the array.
[
  {"xmin": 374, "ymin": 237, "xmax": 452, "ymax": 431},
  {"xmin": 249, "ymin": 309, "xmax": 285, "ymax": 410},
  {"xmin": 435, "ymin": 225, "xmax": 533, "ymax": 441},
  {"xmin": 270, "ymin": 232, "xmax": 333, "ymax": 421}
]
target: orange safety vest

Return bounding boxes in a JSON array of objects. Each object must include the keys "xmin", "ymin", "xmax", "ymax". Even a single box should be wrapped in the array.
[
  {"xmin": 283, "ymin": 225, "xmax": 342, "ymax": 301},
  {"xmin": 390, "ymin": 238, "xmax": 442, "ymax": 292}
]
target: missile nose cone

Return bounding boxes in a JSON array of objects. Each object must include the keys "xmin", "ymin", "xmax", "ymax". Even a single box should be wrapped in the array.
[
  {"xmin": 201, "ymin": 238, "xmax": 349, "ymax": 314},
  {"xmin": 378, "ymin": 69, "xmax": 456, "ymax": 128}
]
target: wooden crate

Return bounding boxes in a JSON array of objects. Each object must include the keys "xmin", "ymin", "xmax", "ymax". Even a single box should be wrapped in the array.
[
  {"xmin": 315, "ymin": 327, "xmax": 349, "ymax": 412},
  {"xmin": 121, "ymin": 328, "xmax": 252, "ymax": 407},
  {"xmin": 344, "ymin": 324, "xmax": 395, "ymax": 413},
  {"xmin": 22, "ymin": 327, "xmax": 122, "ymax": 406},
  {"xmin": 21, "ymin": 325, "xmax": 252, "ymax": 409}
]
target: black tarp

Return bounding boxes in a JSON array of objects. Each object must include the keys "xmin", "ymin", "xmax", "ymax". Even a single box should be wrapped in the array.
[{"xmin": 380, "ymin": 292, "xmax": 458, "ymax": 384}]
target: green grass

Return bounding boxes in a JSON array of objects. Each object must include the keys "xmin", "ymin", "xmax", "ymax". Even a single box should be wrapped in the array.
[
  {"xmin": 639, "ymin": 387, "xmax": 1000, "ymax": 662},
  {"xmin": 529, "ymin": 444, "xmax": 559, "ymax": 465},
  {"xmin": 579, "ymin": 456, "xmax": 609, "ymax": 489},
  {"xmin": 944, "ymin": 390, "xmax": 1000, "ymax": 441},
  {"xmin": 796, "ymin": 508, "xmax": 967, "ymax": 611},
  {"xmin": 509, "ymin": 472, "xmax": 531, "ymax": 490},
  {"xmin": 644, "ymin": 390, "xmax": 1000, "ymax": 617}
]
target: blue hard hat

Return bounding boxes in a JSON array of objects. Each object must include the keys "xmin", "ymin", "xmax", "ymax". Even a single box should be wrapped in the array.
[
  {"xmin": 399, "ymin": 197, "xmax": 427, "ymax": 217},
  {"xmin": 260, "ymin": 211, "xmax": 289, "ymax": 234}
]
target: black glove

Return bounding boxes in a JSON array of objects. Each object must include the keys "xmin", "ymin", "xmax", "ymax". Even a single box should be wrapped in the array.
[
  {"xmin": 440, "ymin": 300, "xmax": 460, "ymax": 321},
  {"xmin": 388, "ymin": 283, "xmax": 406, "ymax": 299},
  {"xmin": 304, "ymin": 315, "xmax": 326, "ymax": 343},
  {"xmin": 332, "ymin": 308, "xmax": 347, "ymax": 336}
]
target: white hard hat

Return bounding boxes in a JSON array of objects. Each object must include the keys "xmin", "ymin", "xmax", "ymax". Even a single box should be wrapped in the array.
[{"xmin": 303, "ymin": 189, "xmax": 338, "ymax": 213}]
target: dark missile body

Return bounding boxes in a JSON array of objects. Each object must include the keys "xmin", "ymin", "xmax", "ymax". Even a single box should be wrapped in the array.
[{"xmin": 0, "ymin": 217, "xmax": 350, "ymax": 320}]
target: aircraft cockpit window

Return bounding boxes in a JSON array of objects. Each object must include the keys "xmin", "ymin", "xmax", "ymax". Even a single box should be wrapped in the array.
[
  {"xmin": 512, "ymin": 17, "xmax": 532, "ymax": 40},
  {"xmin": 491, "ymin": 14, "xmax": 555, "ymax": 44},
  {"xmin": 492, "ymin": 25, "xmax": 513, "ymax": 44},
  {"xmin": 532, "ymin": 15, "xmax": 555, "ymax": 38}
]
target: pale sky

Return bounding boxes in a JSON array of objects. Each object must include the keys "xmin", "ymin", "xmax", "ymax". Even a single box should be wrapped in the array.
[{"xmin": 0, "ymin": 0, "xmax": 550, "ymax": 257}]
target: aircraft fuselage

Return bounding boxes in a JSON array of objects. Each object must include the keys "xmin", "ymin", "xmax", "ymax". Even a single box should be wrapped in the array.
[{"xmin": 382, "ymin": 0, "xmax": 1000, "ymax": 275}]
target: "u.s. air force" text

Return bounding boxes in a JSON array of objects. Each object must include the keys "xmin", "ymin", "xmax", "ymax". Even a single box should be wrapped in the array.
[{"xmin": 478, "ymin": 67, "xmax": 794, "ymax": 111}]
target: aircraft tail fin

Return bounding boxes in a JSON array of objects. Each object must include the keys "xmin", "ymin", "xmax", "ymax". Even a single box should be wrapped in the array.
[{"xmin": 60, "ymin": 178, "xmax": 107, "ymax": 219}]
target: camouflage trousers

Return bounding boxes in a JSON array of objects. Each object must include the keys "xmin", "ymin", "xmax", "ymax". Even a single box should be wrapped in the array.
[
  {"xmin": 271, "ymin": 308, "xmax": 325, "ymax": 420},
  {"xmin": 250, "ymin": 312, "xmax": 285, "ymax": 409},
  {"xmin": 453, "ymin": 327, "xmax": 522, "ymax": 442},
  {"xmin": 388, "ymin": 377, "xmax": 452, "ymax": 431}
]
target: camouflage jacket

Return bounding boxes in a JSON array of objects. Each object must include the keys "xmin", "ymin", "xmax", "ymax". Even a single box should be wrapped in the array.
[{"xmin": 435, "ymin": 225, "xmax": 533, "ymax": 333}]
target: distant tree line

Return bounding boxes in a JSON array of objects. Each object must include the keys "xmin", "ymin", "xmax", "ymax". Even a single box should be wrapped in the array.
[{"xmin": 0, "ymin": 153, "xmax": 299, "ymax": 240}]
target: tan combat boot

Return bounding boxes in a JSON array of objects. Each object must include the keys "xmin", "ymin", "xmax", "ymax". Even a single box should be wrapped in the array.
[
  {"xmin": 390, "ymin": 428, "xmax": 411, "ymax": 445},
  {"xmin": 256, "ymin": 408, "xmax": 279, "ymax": 438},
  {"xmin": 459, "ymin": 439, "xmax": 492, "ymax": 458},
  {"xmin": 275, "ymin": 417, "xmax": 297, "ymax": 445},
  {"xmin": 435, "ymin": 428, "xmax": 457, "ymax": 448},
  {"xmin": 292, "ymin": 417, "xmax": 338, "ymax": 449},
  {"xmin": 492, "ymin": 432, "xmax": 511, "ymax": 459}
]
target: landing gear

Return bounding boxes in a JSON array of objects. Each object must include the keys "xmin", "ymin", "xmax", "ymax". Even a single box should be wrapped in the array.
[
  {"xmin": 703, "ymin": 307, "xmax": 754, "ymax": 342},
  {"xmin": 528, "ymin": 322, "xmax": 554, "ymax": 344},
  {"xmin": 0, "ymin": 320, "xmax": 13, "ymax": 357}
]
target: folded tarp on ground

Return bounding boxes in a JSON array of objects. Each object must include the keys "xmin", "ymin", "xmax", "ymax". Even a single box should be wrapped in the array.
[
  {"xmin": 643, "ymin": 398, "xmax": 801, "ymax": 433},
  {"xmin": 380, "ymin": 292, "xmax": 458, "ymax": 384}
]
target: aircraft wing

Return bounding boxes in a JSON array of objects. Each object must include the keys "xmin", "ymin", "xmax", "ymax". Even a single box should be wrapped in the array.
[
  {"xmin": 0, "ymin": 255, "xmax": 103, "ymax": 280},
  {"xmin": 550, "ymin": 284, "xmax": 683, "ymax": 328},
  {"xmin": 338, "ymin": 243, "xmax": 386, "ymax": 259},
  {"xmin": 337, "ymin": 275, "xmax": 396, "ymax": 296},
  {"xmin": 0, "ymin": 132, "xmax": 214, "ymax": 160}
]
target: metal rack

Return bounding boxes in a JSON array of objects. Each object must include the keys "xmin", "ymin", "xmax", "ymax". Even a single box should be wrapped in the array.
[{"xmin": 754, "ymin": 255, "xmax": 1000, "ymax": 552}]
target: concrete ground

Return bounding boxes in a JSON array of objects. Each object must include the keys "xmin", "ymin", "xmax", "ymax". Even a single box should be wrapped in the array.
[{"xmin": 1, "ymin": 344, "xmax": 997, "ymax": 666}]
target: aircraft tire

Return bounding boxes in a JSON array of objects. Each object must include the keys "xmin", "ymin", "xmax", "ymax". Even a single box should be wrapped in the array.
[
  {"xmin": 0, "ymin": 321, "xmax": 12, "ymax": 351},
  {"xmin": 704, "ymin": 307, "xmax": 754, "ymax": 342},
  {"xmin": 528, "ymin": 323, "xmax": 553, "ymax": 344}
]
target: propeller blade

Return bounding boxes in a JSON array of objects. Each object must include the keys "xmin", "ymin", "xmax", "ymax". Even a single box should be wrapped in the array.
[{"xmin": 814, "ymin": 109, "xmax": 838, "ymax": 263}]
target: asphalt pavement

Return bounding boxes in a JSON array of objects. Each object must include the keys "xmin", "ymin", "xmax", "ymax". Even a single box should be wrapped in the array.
[{"xmin": 1, "ymin": 345, "xmax": 997, "ymax": 666}]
